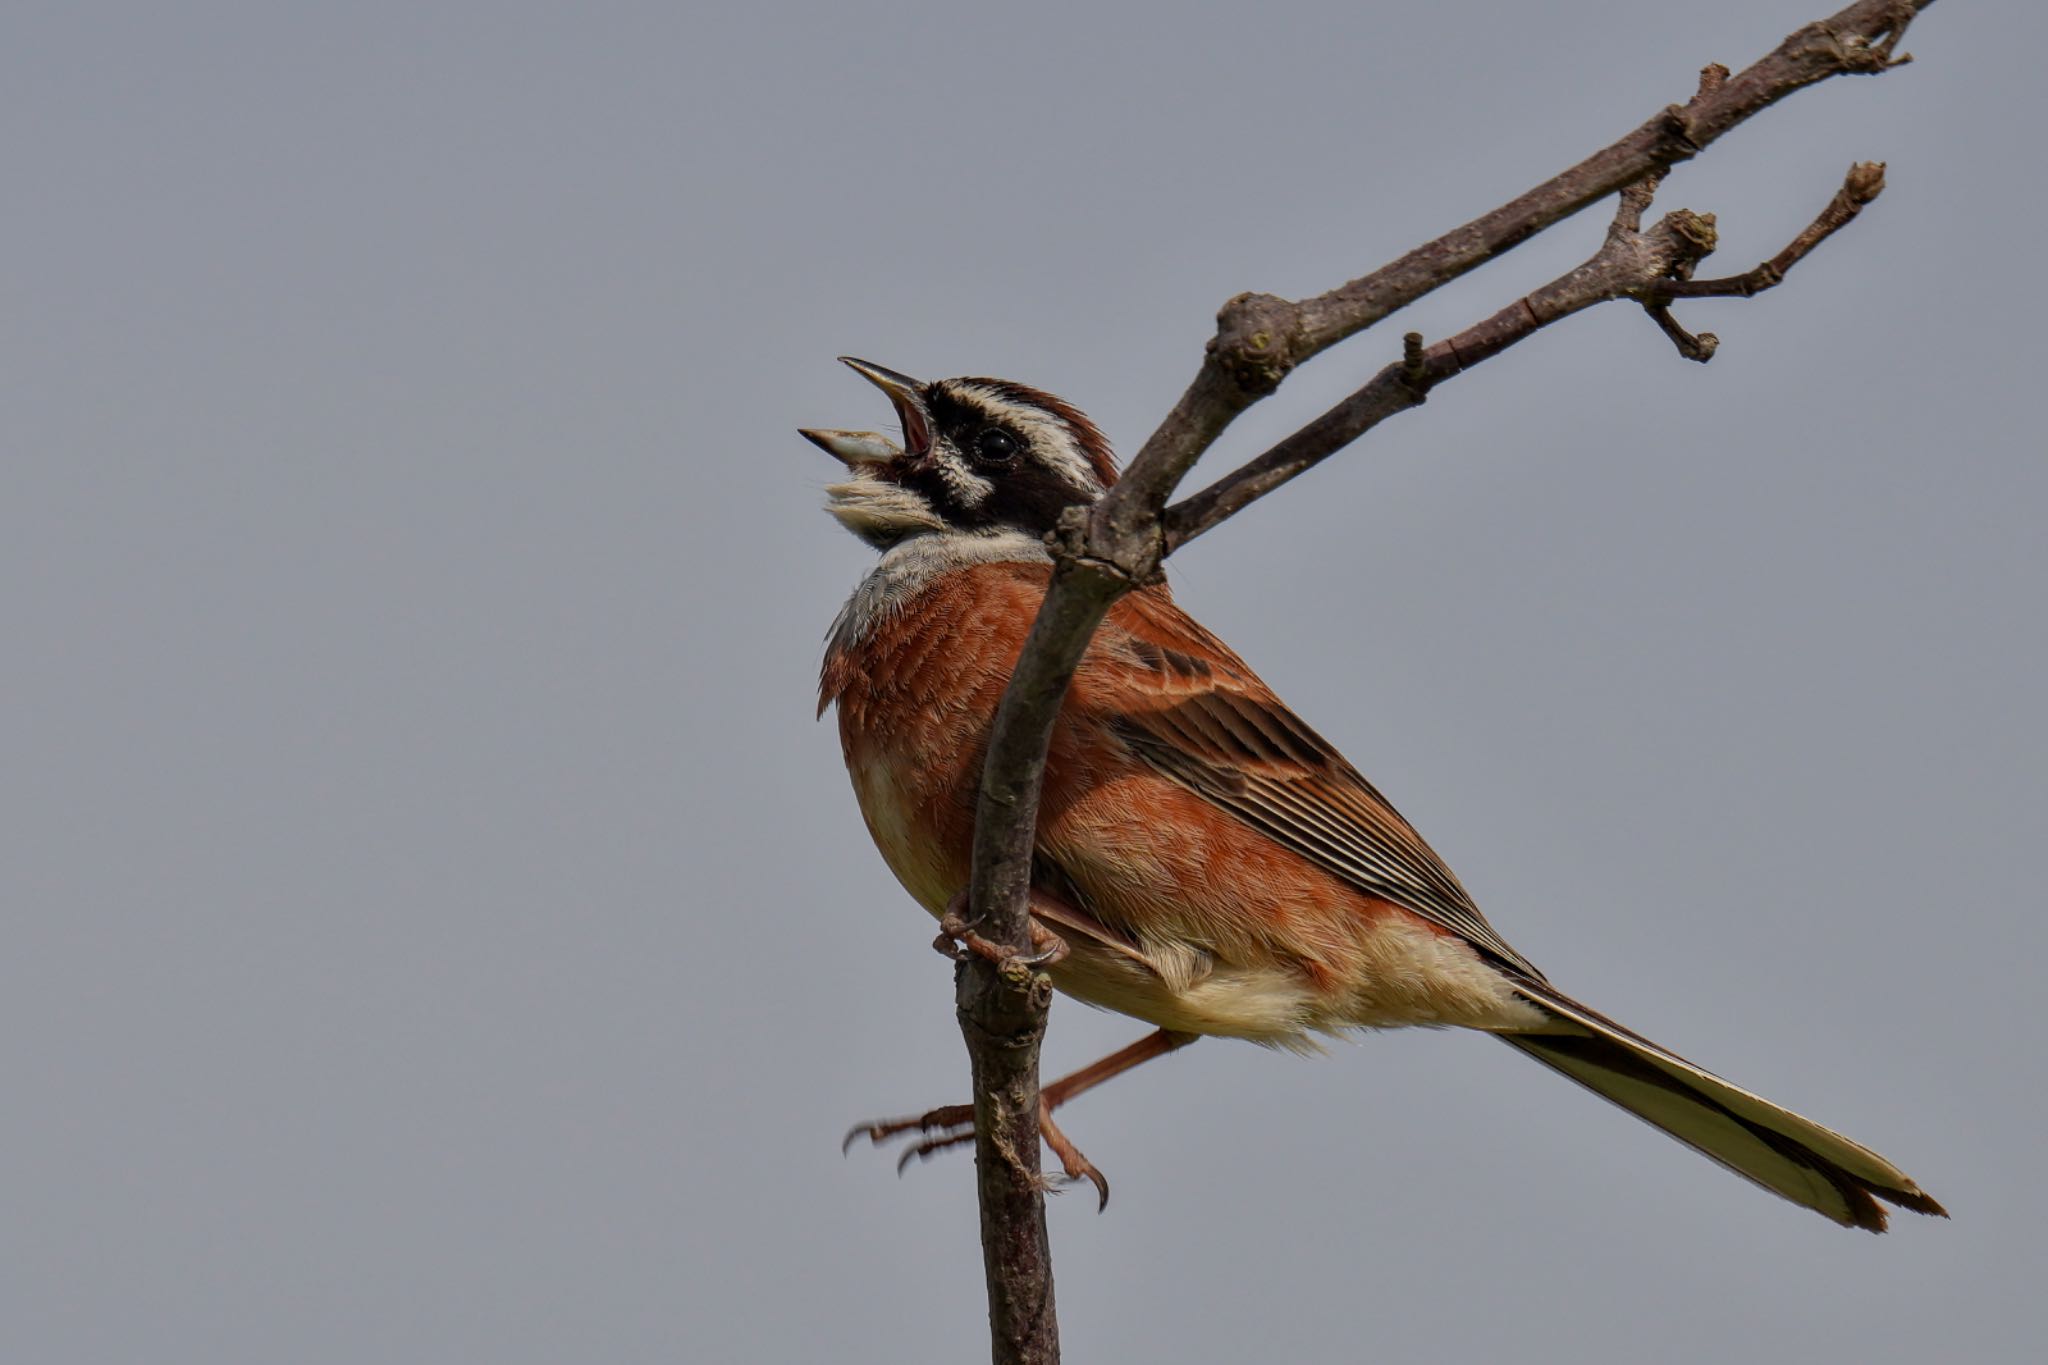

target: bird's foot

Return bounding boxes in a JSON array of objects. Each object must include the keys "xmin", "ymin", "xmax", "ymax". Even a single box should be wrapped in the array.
[
  {"xmin": 842, "ymin": 1100, "xmax": 1109, "ymax": 1210},
  {"xmin": 930, "ymin": 891, "xmax": 1069, "ymax": 969}
]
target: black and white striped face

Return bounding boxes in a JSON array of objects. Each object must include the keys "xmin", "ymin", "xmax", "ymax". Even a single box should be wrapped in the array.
[{"xmin": 802, "ymin": 359, "xmax": 1117, "ymax": 551}]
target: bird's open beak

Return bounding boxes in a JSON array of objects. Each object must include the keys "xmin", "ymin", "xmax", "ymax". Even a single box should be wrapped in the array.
[
  {"xmin": 835, "ymin": 356, "xmax": 933, "ymax": 459},
  {"xmin": 797, "ymin": 428, "xmax": 904, "ymax": 467}
]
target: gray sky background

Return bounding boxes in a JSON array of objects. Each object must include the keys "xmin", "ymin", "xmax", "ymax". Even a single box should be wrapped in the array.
[{"xmin": 6, "ymin": 2, "xmax": 2042, "ymax": 1361}]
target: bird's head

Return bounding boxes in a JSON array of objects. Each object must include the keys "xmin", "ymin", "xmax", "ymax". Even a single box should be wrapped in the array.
[{"xmin": 801, "ymin": 357, "xmax": 1117, "ymax": 551}]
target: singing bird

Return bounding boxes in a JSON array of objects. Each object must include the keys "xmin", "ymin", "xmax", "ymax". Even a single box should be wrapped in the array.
[{"xmin": 806, "ymin": 356, "xmax": 1944, "ymax": 1231}]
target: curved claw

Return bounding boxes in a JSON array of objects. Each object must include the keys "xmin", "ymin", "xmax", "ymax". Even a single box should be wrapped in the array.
[
  {"xmin": 1015, "ymin": 934, "xmax": 1070, "ymax": 969},
  {"xmin": 1048, "ymin": 1170, "xmax": 1114, "ymax": 1211},
  {"xmin": 1038, "ymin": 1110, "xmax": 1108, "ymax": 1210},
  {"xmin": 896, "ymin": 1129, "xmax": 975, "ymax": 1175}
]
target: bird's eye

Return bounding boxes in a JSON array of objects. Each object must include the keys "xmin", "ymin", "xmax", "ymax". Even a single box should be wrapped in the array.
[{"xmin": 974, "ymin": 427, "xmax": 1020, "ymax": 463}]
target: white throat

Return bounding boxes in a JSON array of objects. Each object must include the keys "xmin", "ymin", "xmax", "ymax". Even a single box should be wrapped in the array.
[{"xmin": 829, "ymin": 528, "xmax": 1049, "ymax": 652}]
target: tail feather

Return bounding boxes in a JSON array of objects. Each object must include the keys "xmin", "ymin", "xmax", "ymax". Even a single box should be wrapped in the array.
[{"xmin": 1501, "ymin": 981, "xmax": 1946, "ymax": 1232}]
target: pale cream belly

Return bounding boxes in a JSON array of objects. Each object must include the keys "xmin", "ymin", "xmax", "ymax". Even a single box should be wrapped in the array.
[{"xmin": 1042, "ymin": 915, "xmax": 1544, "ymax": 1050}]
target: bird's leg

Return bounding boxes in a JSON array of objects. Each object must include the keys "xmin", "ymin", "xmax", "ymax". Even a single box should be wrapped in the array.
[
  {"xmin": 1039, "ymin": 1027, "xmax": 1197, "ymax": 1110},
  {"xmin": 844, "ymin": 1027, "xmax": 1198, "ymax": 1209},
  {"xmin": 930, "ymin": 888, "xmax": 1070, "ymax": 968}
]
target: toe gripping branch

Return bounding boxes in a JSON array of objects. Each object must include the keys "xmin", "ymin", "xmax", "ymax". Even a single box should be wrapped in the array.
[{"xmin": 931, "ymin": 894, "xmax": 1070, "ymax": 973}]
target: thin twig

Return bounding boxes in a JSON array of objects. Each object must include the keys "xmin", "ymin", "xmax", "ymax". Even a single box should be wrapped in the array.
[
  {"xmin": 1656, "ymin": 161, "xmax": 1888, "ymax": 299},
  {"xmin": 1644, "ymin": 303, "xmax": 1721, "ymax": 363}
]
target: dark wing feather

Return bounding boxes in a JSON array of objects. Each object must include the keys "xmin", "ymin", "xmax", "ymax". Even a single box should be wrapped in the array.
[{"xmin": 1109, "ymin": 687, "xmax": 1545, "ymax": 981}]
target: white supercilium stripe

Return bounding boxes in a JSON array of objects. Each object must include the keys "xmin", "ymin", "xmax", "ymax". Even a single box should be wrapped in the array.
[{"xmin": 954, "ymin": 387, "xmax": 1097, "ymax": 493}]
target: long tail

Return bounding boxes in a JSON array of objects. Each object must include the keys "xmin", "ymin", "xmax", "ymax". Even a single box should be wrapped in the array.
[{"xmin": 1500, "ymin": 980, "xmax": 1946, "ymax": 1231}]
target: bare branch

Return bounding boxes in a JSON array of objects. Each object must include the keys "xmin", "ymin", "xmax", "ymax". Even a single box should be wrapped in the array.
[
  {"xmin": 1112, "ymin": 0, "xmax": 1930, "ymax": 535},
  {"xmin": 1610, "ymin": 171, "xmax": 1666, "ymax": 236},
  {"xmin": 953, "ymin": 571, "xmax": 1126, "ymax": 1365},
  {"xmin": 1621, "ymin": 159, "xmax": 1887, "ymax": 364},
  {"xmin": 1644, "ymin": 302, "xmax": 1722, "ymax": 363},
  {"xmin": 1166, "ymin": 189, "xmax": 1752, "ymax": 547},
  {"xmin": 1657, "ymin": 161, "xmax": 1888, "ymax": 300},
  {"xmin": 959, "ymin": 953, "xmax": 1062, "ymax": 1364},
  {"xmin": 1163, "ymin": 153, "xmax": 1889, "ymax": 583},
  {"xmin": 940, "ymin": 7, "xmax": 1933, "ymax": 1361}
]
